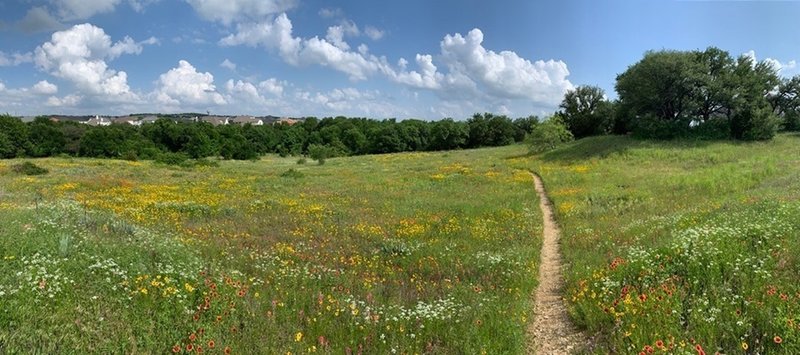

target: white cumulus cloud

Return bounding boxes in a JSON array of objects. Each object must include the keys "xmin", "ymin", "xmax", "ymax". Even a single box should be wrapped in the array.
[
  {"xmin": 219, "ymin": 14, "xmax": 301, "ymax": 64},
  {"xmin": 156, "ymin": 60, "xmax": 226, "ymax": 106},
  {"xmin": 221, "ymin": 15, "xmax": 572, "ymax": 107},
  {"xmin": 33, "ymin": 23, "xmax": 146, "ymax": 103},
  {"xmin": 258, "ymin": 78, "xmax": 285, "ymax": 97},
  {"xmin": 439, "ymin": 29, "xmax": 573, "ymax": 104},
  {"xmin": 185, "ymin": 0, "xmax": 297, "ymax": 25},
  {"xmin": 364, "ymin": 26, "xmax": 384, "ymax": 41},
  {"xmin": 128, "ymin": 0, "xmax": 161, "ymax": 12},
  {"xmin": 46, "ymin": 94, "xmax": 83, "ymax": 107},
  {"xmin": 221, "ymin": 14, "xmax": 388, "ymax": 81},
  {"xmin": 743, "ymin": 50, "xmax": 797, "ymax": 76},
  {"xmin": 56, "ymin": 0, "xmax": 122, "ymax": 21},
  {"xmin": 220, "ymin": 58, "xmax": 237, "ymax": 70},
  {"xmin": 295, "ymin": 87, "xmax": 403, "ymax": 117},
  {"xmin": 31, "ymin": 80, "xmax": 59, "ymax": 95},
  {"xmin": 318, "ymin": 7, "xmax": 343, "ymax": 19},
  {"xmin": 387, "ymin": 54, "xmax": 442, "ymax": 90},
  {"xmin": 0, "ymin": 51, "xmax": 33, "ymax": 66}
]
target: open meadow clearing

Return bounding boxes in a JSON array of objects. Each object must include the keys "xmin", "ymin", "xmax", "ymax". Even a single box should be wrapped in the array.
[
  {"xmin": 0, "ymin": 146, "xmax": 542, "ymax": 354},
  {"xmin": 3, "ymin": 133, "xmax": 800, "ymax": 354},
  {"xmin": 509, "ymin": 133, "xmax": 800, "ymax": 354}
]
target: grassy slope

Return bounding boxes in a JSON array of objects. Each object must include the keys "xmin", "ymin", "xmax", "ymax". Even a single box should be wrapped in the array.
[
  {"xmin": 0, "ymin": 146, "xmax": 540, "ymax": 354},
  {"xmin": 509, "ymin": 133, "xmax": 800, "ymax": 354}
]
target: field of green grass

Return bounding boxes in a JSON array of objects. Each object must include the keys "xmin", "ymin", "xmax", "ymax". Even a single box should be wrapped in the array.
[
  {"xmin": 4, "ymin": 133, "xmax": 800, "ymax": 354},
  {"xmin": 507, "ymin": 133, "xmax": 800, "ymax": 354},
  {"xmin": 0, "ymin": 147, "xmax": 541, "ymax": 354}
]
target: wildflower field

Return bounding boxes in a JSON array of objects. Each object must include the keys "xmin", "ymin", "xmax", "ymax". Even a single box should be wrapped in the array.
[
  {"xmin": 0, "ymin": 146, "xmax": 541, "ymax": 354},
  {"xmin": 508, "ymin": 133, "xmax": 800, "ymax": 354}
]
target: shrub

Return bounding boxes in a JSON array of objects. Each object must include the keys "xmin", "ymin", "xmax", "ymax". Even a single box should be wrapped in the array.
[
  {"xmin": 296, "ymin": 157, "xmax": 307, "ymax": 165},
  {"xmin": 155, "ymin": 152, "xmax": 190, "ymax": 166},
  {"xmin": 631, "ymin": 114, "xmax": 690, "ymax": 139},
  {"xmin": 526, "ymin": 117, "xmax": 574, "ymax": 153},
  {"xmin": 690, "ymin": 118, "xmax": 730, "ymax": 140},
  {"xmin": 280, "ymin": 168, "xmax": 304, "ymax": 179},
  {"xmin": 121, "ymin": 150, "xmax": 138, "ymax": 161},
  {"xmin": 12, "ymin": 161, "xmax": 49, "ymax": 175},
  {"xmin": 308, "ymin": 144, "xmax": 336, "ymax": 165}
]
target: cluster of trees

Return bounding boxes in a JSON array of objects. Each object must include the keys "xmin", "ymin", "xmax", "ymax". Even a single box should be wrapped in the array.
[
  {"xmin": 0, "ymin": 113, "xmax": 538, "ymax": 161},
  {"xmin": 555, "ymin": 47, "xmax": 800, "ymax": 141}
]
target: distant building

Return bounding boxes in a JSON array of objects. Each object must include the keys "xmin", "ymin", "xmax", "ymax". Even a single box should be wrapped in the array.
[
  {"xmin": 201, "ymin": 115, "xmax": 230, "ymax": 126},
  {"xmin": 232, "ymin": 115, "xmax": 263, "ymax": 126},
  {"xmin": 84, "ymin": 115, "xmax": 112, "ymax": 126},
  {"xmin": 274, "ymin": 117, "xmax": 299, "ymax": 126},
  {"xmin": 139, "ymin": 115, "xmax": 160, "ymax": 124},
  {"xmin": 113, "ymin": 116, "xmax": 142, "ymax": 126}
]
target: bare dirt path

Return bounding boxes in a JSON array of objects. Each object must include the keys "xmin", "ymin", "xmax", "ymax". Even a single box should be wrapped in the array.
[{"xmin": 526, "ymin": 172, "xmax": 583, "ymax": 354}]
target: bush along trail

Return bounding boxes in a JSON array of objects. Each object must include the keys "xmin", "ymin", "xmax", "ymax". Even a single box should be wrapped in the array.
[{"xmin": 527, "ymin": 172, "xmax": 583, "ymax": 354}]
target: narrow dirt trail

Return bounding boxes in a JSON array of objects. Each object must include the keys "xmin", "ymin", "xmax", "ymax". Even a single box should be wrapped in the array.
[{"xmin": 526, "ymin": 172, "xmax": 582, "ymax": 354}]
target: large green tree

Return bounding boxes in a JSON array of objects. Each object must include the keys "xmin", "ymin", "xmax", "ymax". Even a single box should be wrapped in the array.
[
  {"xmin": 616, "ymin": 47, "xmax": 782, "ymax": 140},
  {"xmin": 769, "ymin": 75, "xmax": 800, "ymax": 131},
  {"xmin": 616, "ymin": 50, "xmax": 698, "ymax": 123},
  {"xmin": 429, "ymin": 118, "xmax": 468, "ymax": 151},
  {"xmin": 28, "ymin": 117, "xmax": 66, "ymax": 157},
  {"xmin": 0, "ymin": 114, "xmax": 31, "ymax": 158},
  {"xmin": 559, "ymin": 85, "xmax": 613, "ymax": 138},
  {"xmin": 729, "ymin": 56, "xmax": 781, "ymax": 140}
]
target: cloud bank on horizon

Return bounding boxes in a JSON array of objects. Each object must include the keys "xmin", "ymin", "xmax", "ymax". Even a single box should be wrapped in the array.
[{"xmin": 0, "ymin": 0, "xmax": 797, "ymax": 119}]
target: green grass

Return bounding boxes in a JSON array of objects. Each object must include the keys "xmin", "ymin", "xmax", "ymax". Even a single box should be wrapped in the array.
[
  {"xmin": 507, "ymin": 133, "xmax": 800, "ymax": 354},
  {"xmin": 0, "ymin": 146, "xmax": 541, "ymax": 354},
  {"xmin": 5, "ymin": 133, "xmax": 799, "ymax": 354}
]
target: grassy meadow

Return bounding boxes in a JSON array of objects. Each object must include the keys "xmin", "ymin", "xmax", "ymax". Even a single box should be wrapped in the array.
[
  {"xmin": 4, "ymin": 133, "xmax": 800, "ymax": 354},
  {"xmin": 506, "ymin": 133, "xmax": 800, "ymax": 354},
  {"xmin": 0, "ymin": 147, "xmax": 541, "ymax": 354}
]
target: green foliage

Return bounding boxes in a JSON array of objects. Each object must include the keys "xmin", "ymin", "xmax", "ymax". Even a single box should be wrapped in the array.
[
  {"xmin": 121, "ymin": 150, "xmax": 139, "ymax": 161},
  {"xmin": 0, "ymin": 131, "xmax": 14, "ymax": 158},
  {"xmin": 308, "ymin": 144, "xmax": 336, "ymax": 165},
  {"xmin": 516, "ymin": 134, "xmax": 800, "ymax": 354},
  {"xmin": 429, "ymin": 118, "xmax": 468, "ymax": 151},
  {"xmin": 191, "ymin": 157, "xmax": 219, "ymax": 167},
  {"xmin": 11, "ymin": 161, "xmax": 49, "ymax": 175},
  {"xmin": 219, "ymin": 125, "xmax": 258, "ymax": 160},
  {"xmin": 0, "ymin": 145, "xmax": 541, "ymax": 353},
  {"xmin": 28, "ymin": 117, "xmax": 65, "ymax": 157},
  {"xmin": 630, "ymin": 114, "xmax": 690, "ymax": 139},
  {"xmin": 733, "ymin": 103, "xmax": 780, "ymax": 140},
  {"xmin": 559, "ymin": 86, "xmax": 613, "ymax": 138},
  {"xmin": 771, "ymin": 76, "xmax": 800, "ymax": 131},
  {"xmin": 280, "ymin": 168, "xmax": 304, "ymax": 178},
  {"xmin": 526, "ymin": 116, "xmax": 574, "ymax": 153},
  {"xmin": 614, "ymin": 47, "xmax": 781, "ymax": 140},
  {"xmin": 155, "ymin": 152, "xmax": 190, "ymax": 166},
  {"xmin": 13, "ymin": 113, "xmax": 531, "ymax": 162},
  {"xmin": 296, "ymin": 157, "xmax": 307, "ymax": 165},
  {"xmin": 512, "ymin": 115, "xmax": 539, "ymax": 142},
  {"xmin": 466, "ymin": 113, "xmax": 517, "ymax": 148},
  {"xmin": 0, "ymin": 114, "xmax": 30, "ymax": 158}
]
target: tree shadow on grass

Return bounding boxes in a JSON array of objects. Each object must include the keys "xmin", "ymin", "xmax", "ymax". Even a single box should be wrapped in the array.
[{"xmin": 528, "ymin": 135, "xmax": 723, "ymax": 163}]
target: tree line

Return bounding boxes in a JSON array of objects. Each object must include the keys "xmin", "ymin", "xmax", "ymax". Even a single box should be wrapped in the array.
[
  {"xmin": 0, "ymin": 114, "xmax": 538, "ymax": 161},
  {"xmin": 550, "ymin": 47, "xmax": 800, "ymax": 142}
]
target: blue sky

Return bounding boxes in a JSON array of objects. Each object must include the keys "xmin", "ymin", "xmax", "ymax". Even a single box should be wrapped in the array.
[{"xmin": 0, "ymin": 0, "xmax": 798, "ymax": 119}]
